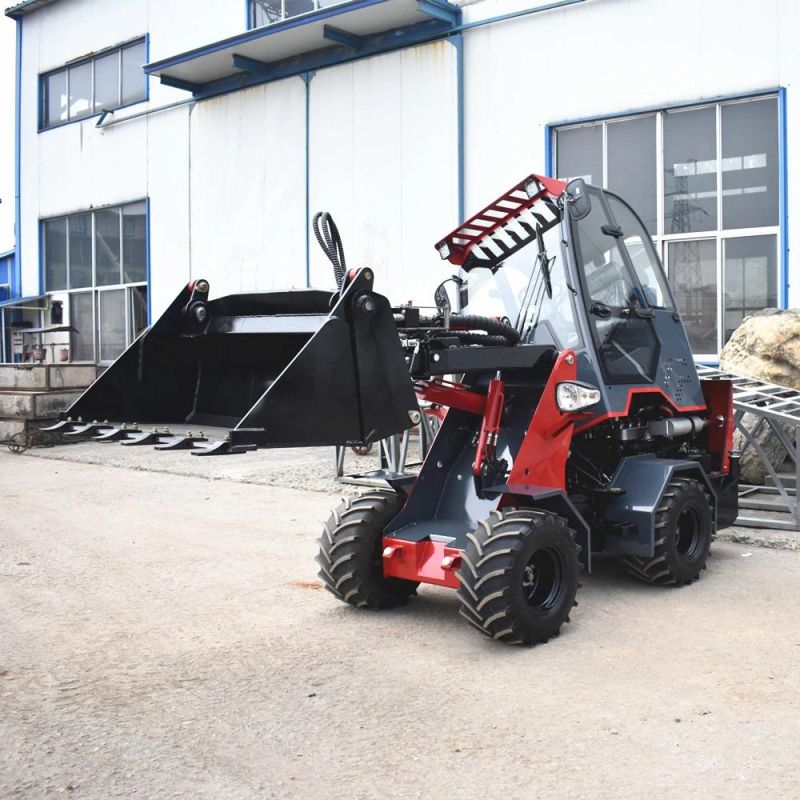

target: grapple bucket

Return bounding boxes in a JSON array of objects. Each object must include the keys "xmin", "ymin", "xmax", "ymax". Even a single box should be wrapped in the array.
[{"xmin": 57, "ymin": 269, "xmax": 418, "ymax": 452}]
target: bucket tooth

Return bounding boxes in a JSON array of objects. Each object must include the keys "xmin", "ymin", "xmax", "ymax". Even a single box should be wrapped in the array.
[
  {"xmin": 120, "ymin": 429, "xmax": 174, "ymax": 446},
  {"xmin": 64, "ymin": 422, "xmax": 114, "ymax": 438},
  {"xmin": 92, "ymin": 425, "xmax": 143, "ymax": 442},
  {"xmin": 41, "ymin": 420, "xmax": 80, "ymax": 433},
  {"xmin": 154, "ymin": 433, "xmax": 209, "ymax": 451},
  {"xmin": 191, "ymin": 440, "xmax": 258, "ymax": 456}
]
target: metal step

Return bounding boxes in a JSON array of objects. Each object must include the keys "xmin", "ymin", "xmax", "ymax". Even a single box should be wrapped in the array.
[{"xmin": 765, "ymin": 473, "xmax": 797, "ymax": 489}]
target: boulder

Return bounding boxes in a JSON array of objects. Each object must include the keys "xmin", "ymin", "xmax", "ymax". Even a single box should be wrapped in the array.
[{"xmin": 720, "ymin": 308, "xmax": 800, "ymax": 484}]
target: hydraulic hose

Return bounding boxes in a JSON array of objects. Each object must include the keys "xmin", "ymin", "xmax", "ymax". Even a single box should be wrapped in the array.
[
  {"xmin": 448, "ymin": 314, "xmax": 521, "ymax": 346},
  {"xmin": 449, "ymin": 332, "xmax": 513, "ymax": 347},
  {"xmin": 312, "ymin": 211, "xmax": 347, "ymax": 289}
]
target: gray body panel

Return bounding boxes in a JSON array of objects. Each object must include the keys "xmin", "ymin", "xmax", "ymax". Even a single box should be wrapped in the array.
[{"xmin": 601, "ymin": 455, "xmax": 717, "ymax": 558}]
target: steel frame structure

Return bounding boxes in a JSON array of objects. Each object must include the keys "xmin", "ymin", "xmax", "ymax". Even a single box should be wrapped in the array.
[{"xmin": 697, "ymin": 364, "xmax": 800, "ymax": 531}]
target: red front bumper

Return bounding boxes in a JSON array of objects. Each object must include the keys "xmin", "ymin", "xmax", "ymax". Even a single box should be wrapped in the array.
[{"xmin": 381, "ymin": 537, "xmax": 462, "ymax": 589}]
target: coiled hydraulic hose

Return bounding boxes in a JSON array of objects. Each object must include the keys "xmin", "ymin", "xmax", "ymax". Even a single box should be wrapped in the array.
[
  {"xmin": 446, "ymin": 314, "xmax": 521, "ymax": 346},
  {"xmin": 312, "ymin": 211, "xmax": 347, "ymax": 289},
  {"xmin": 310, "ymin": 213, "xmax": 519, "ymax": 347}
]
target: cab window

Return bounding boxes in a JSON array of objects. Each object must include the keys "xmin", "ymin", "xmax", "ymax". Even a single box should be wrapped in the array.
[
  {"xmin": 606, "ymin": 194, "xmax": 672, "ymax": 309},
  {"xmin": 573, "ymin": 188, "xmax": 660, "ymax": 383}
]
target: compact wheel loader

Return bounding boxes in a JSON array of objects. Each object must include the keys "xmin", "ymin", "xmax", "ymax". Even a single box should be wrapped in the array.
[{"xmin": 49, "ymin": 174, "xmax": 738, "ymax": 646}]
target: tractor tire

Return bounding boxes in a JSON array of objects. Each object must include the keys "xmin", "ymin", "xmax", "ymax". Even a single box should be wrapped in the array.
[
  {"xmin": 316, "ymin": 490, "xmax": 418, "ymax": 609},
  {"xmin": 623, "ymin": 477, "xmax": 713, "ymax": 586},
  {"xmin": 456, "ymin": 509, "xmax": 580, "ymax": 646}
]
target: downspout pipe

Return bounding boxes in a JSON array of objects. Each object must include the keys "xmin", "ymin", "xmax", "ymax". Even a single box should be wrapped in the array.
[{"xmin": 13, "ymin": 16, "xmax": 22, "ymax": 297}]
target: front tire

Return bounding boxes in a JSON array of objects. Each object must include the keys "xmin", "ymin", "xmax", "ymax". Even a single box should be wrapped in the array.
[
  {"xmin": 623, "ymin": 477, "xmax": 713, "ymax": 586},
  {"xmin": 316, "ymin": 490, "xmax": 418, "ymax": 609},
  {"xmin": 456, "ymin": 509, "xmax": 580, "ymax": 645}
]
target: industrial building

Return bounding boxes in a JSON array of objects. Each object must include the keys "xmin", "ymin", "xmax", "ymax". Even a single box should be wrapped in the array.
[{"xmin": 1, "ymin": 0, "xmax": 794, "ymax": 364}]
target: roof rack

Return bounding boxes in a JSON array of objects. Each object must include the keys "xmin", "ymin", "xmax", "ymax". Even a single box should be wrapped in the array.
[{"xmin": 435, "ymin": 173, "xmax": 567, "ymax": 271}]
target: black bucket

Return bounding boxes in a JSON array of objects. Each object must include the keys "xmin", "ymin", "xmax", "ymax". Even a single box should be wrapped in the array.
[{"xmin": 62, "ymin": 270, "xmax": 419, "ymax": 448}]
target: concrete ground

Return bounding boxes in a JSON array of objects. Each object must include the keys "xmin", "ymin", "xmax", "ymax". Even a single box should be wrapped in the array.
[{"xmin": 2, "ymin": 447, "xmax": 800, "ymax": 799}]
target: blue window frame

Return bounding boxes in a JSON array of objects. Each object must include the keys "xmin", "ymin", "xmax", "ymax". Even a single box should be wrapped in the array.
[
  {"xmin": 39, "ymin": 37, "xmax": 148, "ymax": 131},
  {"xmin": 547, "ymin": 89, "xmax": 788, "ymax": 359},
  {"xmin": 248, "ymin": 0, "xmax": 346, "ymax": 28}
]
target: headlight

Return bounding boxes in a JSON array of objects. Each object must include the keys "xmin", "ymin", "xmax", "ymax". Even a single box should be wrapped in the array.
[
  {"xmin": 523, "ymin": 177, "xmax": 539, "ymax": 199},
  {"xmin": 556, "ymin": 382, "xmax": 601, "ymax": 412},
  {"xmin": 437, "ymin": 241, "xmax": 451, "ymax": 260}
]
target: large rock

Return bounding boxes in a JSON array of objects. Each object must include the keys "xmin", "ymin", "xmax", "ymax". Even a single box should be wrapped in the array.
[
  {"xmin": 720, "ymin": 308, "xmax": 800, "ymax": 484},
  {"xmin": 720, "ymin": 308, "xmax": 800, "ymax": 387}
]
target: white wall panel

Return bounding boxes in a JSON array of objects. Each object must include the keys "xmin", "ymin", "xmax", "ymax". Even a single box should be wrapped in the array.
[
  {"xmin": 15, "ymin": 0, "xmax": 800, "ymax": 315},
  {"xmin": 309, "ymin": 41, "xmax": 459, "ymax": 305},
  {"xmin": 15, "ymin": 0, "xmax": 244, "ymax": 298},
  {"xmin": 146, "ymin": 106, "xmax": 192, "ymax": 318},
  {"xmin": 462, "ymin": 0, "xmax": 798, "ymax": 304},
  {"xmin": 189, "ymin": 79, "xmax": 307, "ymax": 298},
  {"xmin": 33, "ymin": 0, "xmax": 145, "ymax": 73},
  {"xmin": 37, "ymin": 118, "xmax": 148, "ymax": 218}
]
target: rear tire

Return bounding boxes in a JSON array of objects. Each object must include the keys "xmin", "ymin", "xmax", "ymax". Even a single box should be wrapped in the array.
[
  {"xmin": 456, "ymin": 509, "xmax": 580, "ymax": 645},
  {"xmin": 316, "ymin": 490, "xmax": 418, "ymax": 609},
  {"xmin": 623, "ymin": 477, "xmax": 713, "ymax": 586}
]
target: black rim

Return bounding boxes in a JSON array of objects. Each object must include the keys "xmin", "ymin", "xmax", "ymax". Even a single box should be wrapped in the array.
[
  {"xmin": 521, "ymin": 547, "xmax": 565, "ymax": 613},
  {"xmin": 676, "ymin": 507, "xmax": 703, "ymax": 561}
]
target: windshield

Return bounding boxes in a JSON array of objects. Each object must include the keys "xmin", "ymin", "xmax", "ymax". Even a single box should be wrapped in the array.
[{"xmin": 462, "ymin": 224, "xmax": 581, "ymax": 350}]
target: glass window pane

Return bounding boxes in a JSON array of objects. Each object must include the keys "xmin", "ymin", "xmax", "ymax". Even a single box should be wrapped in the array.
[
  {"xmin": 607, "ymin": 195, "xmax": 671, "ymax": 309},
  {"xmin": 556, "ymin": 124, "xmax": 602, "ymax": 186},
  {"xmin": 44, "ymin": 70, "xmax": 67, "ymax": 127},
  {"xmin": 723, "ymin": 235, "xmax": 777, "ymax": 342},
  {"xmin": 251, "ymin": 0, "xmax": 283, "ymax": 25},
  {"xmin": 68, "ymin": 61, "xmax": 92, "ymax": 120},
  {"xmin": 95, "ymin": 208, "xmax": 121, "ymax": 285},
  {"xmin": 667, "ymin": 239, "xmax": 717, "ymax": 353},
  {"xmin": 43, "ymin": 218, "xmax": 67, "ymax": 290},
  {"xmin": 70, "ymin": 292, "xmax": 94, "ymax": 362},
  {"xmin": 284, "ymin": 0, "xmax": 314, "ymax": 16},
  {"xmin": 122, "ymin": 202, "xmax": 147, "ymax": 283},
  {"xmin": 575, "ymin": 190, "xmax": 660, "ymax": 382},
  {"xmin": 99, "ymin": 289, "xmax": 127, "ymax": 362},
  {"xmin": 722, "ymin": 98, "xmax": 779, "ymax": 230},
  {"xmin": 607, "ymin": 115, "xmax": 657, "ymax": 234},
  {"xmin": 664, "ymin": 107, "xmax": 717, "ymax": 233},
  {"xmin": 68, "ymin": 213, "xmax": 93, "ymax": 289},
  {"xmin": 130, "ymin": 286, "xmax": 148, "ymax": 341},
  {"xmin": 94, "ymin": 51, "xmax": 120, "ymax": 112},
  {"xmin": 121, "ymin": 42, "xmax": 147, "ymax": 105}
]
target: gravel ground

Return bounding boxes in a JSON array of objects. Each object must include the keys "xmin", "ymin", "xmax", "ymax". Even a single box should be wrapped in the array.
[{"xmin": 2, "ymin": 450, "xmax": 800, "ymax": 799}]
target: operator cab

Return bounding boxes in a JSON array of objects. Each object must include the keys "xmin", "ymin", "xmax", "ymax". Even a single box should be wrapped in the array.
[{"xmin": 461, "ymin": 179, "xmax": 687, "ymax": 392}]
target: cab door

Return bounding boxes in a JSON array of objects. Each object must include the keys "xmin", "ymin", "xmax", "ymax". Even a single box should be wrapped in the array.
[{"xmin": 571, "ymin": 187, "xmax": 665, "ymax": 385}]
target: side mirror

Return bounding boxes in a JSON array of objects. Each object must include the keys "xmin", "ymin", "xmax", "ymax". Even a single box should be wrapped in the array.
[
  {"xmin": 434, "ymin": 275, "xmax": 465, "ymax": 326},
  {"xmin": 566, "ymin": 178, "xmax": 592, "ymax": 221}
]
